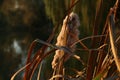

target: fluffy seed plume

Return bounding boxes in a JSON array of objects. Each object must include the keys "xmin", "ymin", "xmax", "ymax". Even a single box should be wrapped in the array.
[{"xmin": 52, "ymin": 12, "xmax": 80, "ymax": 69}]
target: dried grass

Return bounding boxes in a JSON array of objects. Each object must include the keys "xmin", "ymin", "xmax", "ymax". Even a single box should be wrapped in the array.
[{"xmin": 11, "ymin": 0, "xmax": 120, "ymax": 80}]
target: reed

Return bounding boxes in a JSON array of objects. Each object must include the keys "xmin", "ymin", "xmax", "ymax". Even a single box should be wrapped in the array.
[{"xmin": 11, "ymin": 0, "xmax": 120, "ymax": 80}]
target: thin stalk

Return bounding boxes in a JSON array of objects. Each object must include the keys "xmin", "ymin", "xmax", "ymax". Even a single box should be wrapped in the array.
[
  {"xmin": 108, "ymin": 13, "xmax": 120, "ymax": 72},
  {"xmin": 11, "ymin": 63, "xmax": 30, "ymax": 80}
]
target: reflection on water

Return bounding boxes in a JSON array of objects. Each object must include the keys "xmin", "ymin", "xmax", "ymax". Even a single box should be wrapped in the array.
[{"xmin": 12, "ymin": 39, "xmax": 22, "ymax": 54}]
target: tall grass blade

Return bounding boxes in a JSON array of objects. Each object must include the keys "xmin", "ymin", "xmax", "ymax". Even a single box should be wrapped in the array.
[
  {"xmin": 86, "ymin": 0, "xmax": 103, "ymax": 79},
  {"xmin": 108, "ymin": 12, "xmax": 120, "ymax": 72},
  {"xmin": 11, "ymin": 63, "xmax": 30, "ymax": 80}
]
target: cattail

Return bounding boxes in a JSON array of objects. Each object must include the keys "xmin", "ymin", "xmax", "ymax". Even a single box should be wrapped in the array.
[{"xmin": 52, "ymin": 12, "xmax": 80, "ymax": 69}]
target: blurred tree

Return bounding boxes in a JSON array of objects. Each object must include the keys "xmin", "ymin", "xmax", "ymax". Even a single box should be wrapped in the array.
[
  {"xmin": 0, "ymin": 0, "xmax": 53, "ymax": 80},
  {"xmin": 44, "ymin": 0, "xmax": 66, "ymax": 25}
]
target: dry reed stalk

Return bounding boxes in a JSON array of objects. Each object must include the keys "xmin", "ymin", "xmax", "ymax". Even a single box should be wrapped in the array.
[
  {"xmin": 11, "ymin": 63, "xmax": 30, "ymax": 80},
  {"xmin": 86, "ymin": 0, "xmax": 103, "ymax": 79},
  {"xmin": 51, "ymin": 12, "xmax": 80, "ymax": 80},
  {"xmin": 108, "ymin": 11, "xmax": 120, "ymax": 72},
  {"xmin": 37, "ymin": 62, "xmax": 43, "ymax": 80},
  {"xmin": 23, "ymin": 40, "xmax": 38, "ymax": 80},
  {"xmin": 93, "ymin": 1, "xmax": 120, "ymax": 78}
]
